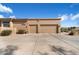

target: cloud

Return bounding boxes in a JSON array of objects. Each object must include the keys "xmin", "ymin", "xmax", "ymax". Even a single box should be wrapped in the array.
[
  {"xmin": 58, "ymin": 13, "xmax": 79, "ymax": 27},
  {"xmin": 59, "ymin": 15, "xmax": 68, "ymax": 21},
  {"xmin": 0, "ymin": 15, "xmax": 16, "ymax": 18},
  {"xmin": 0, "ymin": 15, "xmax": 4, "ymax": 18},
  {"xmin": 9, "ymin": 15, "xmax": 16, "ymax": 18},
  {"xmin": 0, "ymin": 4, "xmax": 13, "ymax": 13},
  {"xmin": 58, "ymin": 13, "xmax": 79, "ymax": 21},
  {"xmin": 71, "ymin": 13, "xmax": 79, "ymax": 20}
]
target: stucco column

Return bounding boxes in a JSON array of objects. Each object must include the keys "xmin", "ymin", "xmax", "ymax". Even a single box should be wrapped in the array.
[
  {"xmin": 37, "ymin": 19, "xmax": 40, "ymax": 33},
  {"xmin": 27, "ymin": 21, "xmax": 30, "ymax": 33},
  {"xmin": 10, "ymin": 21, "xmax": 13, "ymax": 29},
  {"xmin": 10, "ymin": 19, "xmax": 17, "ymax": 34},
  {"xmin": 1, "ymin": 21, "xmax": 3, "ymax": 31},
  {"xmin": 57, "ymin": 25, "xmax": 60, "ymax": 33},
  {"xmin": 59, "ymin": 26, "xmax": 61, "ymax": 33}
]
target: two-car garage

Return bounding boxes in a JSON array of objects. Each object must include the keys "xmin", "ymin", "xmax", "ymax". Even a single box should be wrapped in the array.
[
  {"xmin": 29, "ymin": 24, "xmax": 59, "ymax": 33},
  {"xmin": 27, "ymin": 19, "xmax": 60, "ymax": 33}
]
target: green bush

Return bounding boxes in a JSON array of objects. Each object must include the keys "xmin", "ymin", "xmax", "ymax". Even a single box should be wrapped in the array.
[
  {"xmin": 0, "ymin": 30, "xmax": 12, "ymax": 36},
  {"xmin": 16, "ymin": 30, "xmax": 26, "ymax": 34}
]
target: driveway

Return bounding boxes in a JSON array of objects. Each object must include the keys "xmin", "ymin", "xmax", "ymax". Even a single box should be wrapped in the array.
[
  {"xmin": 57, "ymin": 34, "xmax": 79, "ymax": 50},
  {"xmin": 0, "ymin": 33, "xmax": 79, "ymax": 55}
]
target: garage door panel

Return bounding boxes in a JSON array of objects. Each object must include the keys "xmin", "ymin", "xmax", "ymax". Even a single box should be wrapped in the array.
[
  {"xmin": 40, "ymin": 25, "xmax": 57, "ymax": 33},
  {"xmin": 29, "ymin": 25, "xmax": 38, "ymax": 33}
]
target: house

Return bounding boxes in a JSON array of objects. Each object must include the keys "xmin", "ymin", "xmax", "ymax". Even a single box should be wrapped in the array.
[
  {"xmin": 0, "ymin": 18, "xmax": 61, "ymax": 33},
  {"xmin": 73, "ymin": 27, "xmax": 79, "ymax": 35}
]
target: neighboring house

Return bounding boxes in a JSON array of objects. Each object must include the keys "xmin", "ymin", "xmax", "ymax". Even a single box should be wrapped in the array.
[
  {"xmin": 0, "ymin": 18, "xmax": 60, "ymax": 33},
  {"xmin": 75, "ymin": 27, "xmax": 79, "ymax": 31},
  {"xmin": 73, "ymin": 27, "xmax": 79, "ymax": 35}
]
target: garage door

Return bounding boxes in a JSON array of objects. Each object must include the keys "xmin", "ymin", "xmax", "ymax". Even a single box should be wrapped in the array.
[
  {"xmin": 29, "ymin": 25, "xmax": 38, "ymax": 33},
  {"xmin": 39, "ymin": 25, "xmax": 57, "ymax": 33}
]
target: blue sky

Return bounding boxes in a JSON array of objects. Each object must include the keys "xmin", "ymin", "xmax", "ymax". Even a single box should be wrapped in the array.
[{"xmin": 0, "ymin": 3, "xmax": 79, "ymax": 27}]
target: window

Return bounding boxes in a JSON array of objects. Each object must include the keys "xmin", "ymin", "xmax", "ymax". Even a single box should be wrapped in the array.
[{"xmin": 3, "ymin": 22, "xmax": 10, "ymax": 27}]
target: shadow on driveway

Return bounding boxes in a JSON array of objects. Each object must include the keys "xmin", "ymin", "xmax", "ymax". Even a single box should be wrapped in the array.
[
  {"xmin": 0, "ymin": 45, "xmax": 18, "ymax": 55},
  {"xmin": 50, "ymin": 45, "xmax": 77, "ymax": 55}
]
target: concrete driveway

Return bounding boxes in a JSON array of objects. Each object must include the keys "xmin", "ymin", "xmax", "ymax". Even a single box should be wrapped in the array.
[{"xmin": 0, "ymin": 33, "xmax": 79, "ymax": 55}]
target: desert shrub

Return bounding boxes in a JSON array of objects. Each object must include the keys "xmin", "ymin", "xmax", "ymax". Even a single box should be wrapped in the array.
[
  {"xmin": 61, "ymin": 28, "xmax": 69, "ymax": 32},
  {"xmin": 16, "ymin": 29, "xmax": 26, "ymax": 34},
  {"xmin": 0, "ymin": 30, "xmax": 12, "ymax": 36},
  {"xmin": 68, "ymin": 31, "xmax": 74, "ymax": 35}
]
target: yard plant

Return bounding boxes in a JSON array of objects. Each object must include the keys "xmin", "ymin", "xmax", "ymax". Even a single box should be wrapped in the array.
[
  {"xmin": 16, "ymin": 29, "xmax": 27, "ymax": 34},
  {"xmin": 0, "ymin": 30, "xmax": 12, "ymax": 36}
]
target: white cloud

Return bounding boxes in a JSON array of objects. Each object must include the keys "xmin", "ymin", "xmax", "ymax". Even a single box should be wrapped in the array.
[
  {"xmin": 0, "ymin": 15, "xmax": 16, "ymax": 18},
  {"xmin": 71, "ymin": 13, "xmax": 79, "ymax": 20},
  {"xmin": 0, "ymin": 15, "xmax": 4, "ymax": 18},
  {"xmin": 9, "ymin": 15, "xmax": 16, "ymax": 18},
  {"xmin": 58, "ymin": 14, "xmax": 69, "ymax": 21},
  {"xmin": 58, "ymin": 13, "xmax": 79, "ymax": 21},
  {"xmin": 0, "ymin": 4, "xmax": 13, "ymax": 13}
]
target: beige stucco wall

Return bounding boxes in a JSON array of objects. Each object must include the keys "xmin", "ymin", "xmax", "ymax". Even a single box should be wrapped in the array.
[
  {"xmin": 27, "ymin": 20, "xmax": 38, "ymax": 24},
  {"xmin": 0, "ymin": 18, "xmax": 60, "ymax": 33},
  {"xmin": 13, "ymin": 21, "xmax": 27, "ymax": 30},
  {"xmin": 27, "ymin": 19, "xmax": 60, "ymax": 25},
  {"xmin": 39, "ymin": 20, "xmax": 60, "ymax": 24}
]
